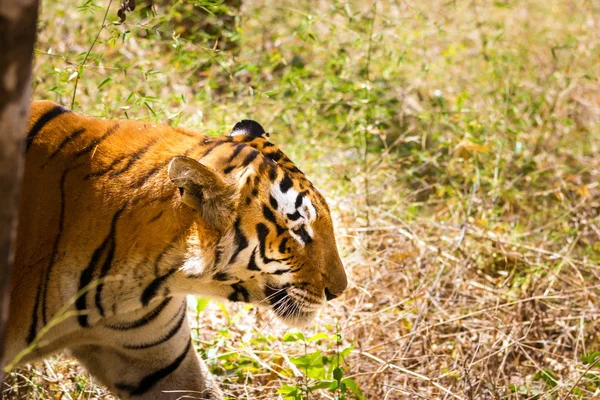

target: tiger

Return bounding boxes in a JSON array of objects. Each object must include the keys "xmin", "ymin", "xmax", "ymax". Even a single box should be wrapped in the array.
[{"xmin": 3, "ymin": 100, "xmax": 348, "ymax": 399}]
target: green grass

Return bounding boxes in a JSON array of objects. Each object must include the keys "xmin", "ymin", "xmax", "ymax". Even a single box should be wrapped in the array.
[{"xmin": 4, "ymin": 0, "xmax": 600, "ymax": 398}]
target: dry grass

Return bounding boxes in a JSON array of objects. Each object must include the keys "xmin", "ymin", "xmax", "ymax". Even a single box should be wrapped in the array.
[{"xmin": 3, "ymin": 0, "xmax": 600, "ymax": 399}]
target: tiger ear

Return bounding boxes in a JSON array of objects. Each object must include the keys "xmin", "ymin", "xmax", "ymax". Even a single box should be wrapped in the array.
[
  {"xmin": 168, "ymin": 156, "xmax": 237, "ymax": 232},
  {"xmin": 229, "ymin": 119, "xmax": 270, "ymax": 139}
]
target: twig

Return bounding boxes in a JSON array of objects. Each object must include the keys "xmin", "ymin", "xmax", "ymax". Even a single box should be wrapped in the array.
[{"xmin": 71, "ymin": 0, "xmax": 113, "ymax": 109}]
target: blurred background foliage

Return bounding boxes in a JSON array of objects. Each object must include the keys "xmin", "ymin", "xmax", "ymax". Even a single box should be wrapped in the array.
[{"xmin": 4, "ymin": 0, "xmax": 600, "ymax": 398}]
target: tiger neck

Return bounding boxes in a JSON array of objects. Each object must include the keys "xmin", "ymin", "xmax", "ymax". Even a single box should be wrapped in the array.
[{"xmin": 109, "ymin": 209, "xmax": 234, "ymax": 316}]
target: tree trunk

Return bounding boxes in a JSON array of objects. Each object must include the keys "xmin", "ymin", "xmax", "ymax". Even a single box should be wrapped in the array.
[{"xmin": 0, "ymin": 0, "xmax": 39, "ymax": 383}]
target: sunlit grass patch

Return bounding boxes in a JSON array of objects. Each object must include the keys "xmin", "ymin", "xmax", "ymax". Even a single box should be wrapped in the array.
[{"xmin": 4, "ymin": 0, "xmax": 600, "ymax": 398}]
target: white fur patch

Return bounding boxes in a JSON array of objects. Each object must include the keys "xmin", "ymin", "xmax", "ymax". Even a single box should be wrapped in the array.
[
  {"xmin": 270, "ymin": 182, "xmax": 317, "ymax": 245},
  {"xmin": 230, "ymin": 128, "xmax": 248, "ymax": 137},
  {"xmin": 234, "ymin": 165, "xmax": 256, "ymax": 189}
]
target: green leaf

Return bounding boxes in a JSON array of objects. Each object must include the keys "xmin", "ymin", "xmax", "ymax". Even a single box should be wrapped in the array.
[
  {"xmin": 125, "ymin": 92, "xmax": 135, "ymax": 104},
  {"xmin": 217, "ymin": 302, "xmax": 230, "ymax": 323},
  {"xmin": 342, "ymin": 378, "xmax": 366, "ymax": 400},
  {"xmin": 533, "ymin": 369, "xmax": 559, "ymax": 388},
  {"xmin": 309, "ymin": 380, "xmax": 334, "ymax": 391},
  {"xmin": 307, "ymin": 333, "xmax": 332, "ymax": 342},
  {"xmin": 144, "ymin": 102, "xmax": 156, "ymax": 116},
  {"xmin": 290, "ymin": 351, "xmax": 323, "ymax": 369},
  {"xmin": 581, "ymin": 351, "xmax": 600, "ymax": 365},
  {"xmin": 333, "ymin": 367, "xmax": 344, "ymax": 381},
  {"xmin": 277, "ymin": 384, "xmax": 299, "ymax": 399},
  {"xmin": 340, "ymin": 345, "xmax": 354, "ymax": 359},
  {"xmin": 195, "ymin": 297, "xmax": 210, "ymax": 313},
  {"xmin": 282, "ymin": 331, "xmax": 305, "ymax": 343},
  {"xmin": 97, "ymin": 77, "xmax": 112, "ymax": 89}
]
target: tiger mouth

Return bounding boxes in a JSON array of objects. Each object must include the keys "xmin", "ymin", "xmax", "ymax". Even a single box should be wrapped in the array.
[{"xmin": 264, "ymin": 285, "xmax": 323, "ymax": 324}]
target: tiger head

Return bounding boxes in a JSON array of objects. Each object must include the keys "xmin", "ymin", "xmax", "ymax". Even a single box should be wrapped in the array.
[{"xmin": 168, "ymin": 120, "xmax": 347, "ymax": 326}]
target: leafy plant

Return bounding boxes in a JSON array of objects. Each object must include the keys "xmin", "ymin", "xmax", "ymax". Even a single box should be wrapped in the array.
[{"xmin": 277, "ymin": 331, "xmax": 365, "ymax": 400}]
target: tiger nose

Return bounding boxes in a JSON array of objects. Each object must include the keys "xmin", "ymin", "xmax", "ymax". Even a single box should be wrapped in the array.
[
  {"xmin": 325, "ymin": 288, "xmax": 339, "ymax": 301},
  {"xmin": 324, "ymin": 255, "xmax": 348, "ymax": 301},
  {"xmin": 324, "ymin": 278, "xmax": 347, "ymax": 301}
]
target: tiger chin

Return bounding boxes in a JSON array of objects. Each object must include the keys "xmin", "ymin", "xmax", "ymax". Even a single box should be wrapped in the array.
[{"xmin": 4, "ymin": 101, "xmax": 348, "ymax": 399}]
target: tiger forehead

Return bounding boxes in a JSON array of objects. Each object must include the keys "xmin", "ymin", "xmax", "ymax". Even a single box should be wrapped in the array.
[
  {"xmin": 205, "ymin": 135, "xmax": 327, "ymax": 211},
  {"xmin": 209, "ymin": 136, "xmax": 311, "ymax": 182}
]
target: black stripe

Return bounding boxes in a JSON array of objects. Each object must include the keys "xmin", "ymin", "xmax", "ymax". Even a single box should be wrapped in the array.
[
  {"xmin": 85, "ymin": 138, "xmax": 158, "ymax": 179},
  {"xmin": 26, "ymin": 105, "xmax": 71, "ymax": 151},
  {"xmin": 105, "ymin": 297, "xmax": 172, "ymax": 330},
  {"xmin": 85, "ymin": 155, "xmax": 128, "ymax": 179},
  {"xmin": 278, "ymin": 237, "xmax": 288, "ymax": 254},
  {"xmin": 290, "ymin": 265, "xmax": 304, "ymax": 273},
  {"xmin": 94, "ymin": 235, "xmax": 117, "ymax": 317},
  {"xmin": 144, "ymin": 141, "xmax": 206, "ymax": 189},
  {"xmin": 256, "ymin": 223, "xmax": 277, "ymax": 264},
  {"xmin": 241, "ymin": 149, "xmax": 259, "ymax": 167},
  {"xmin": 259, "ymin": 158, "xmax": 276, "ymax": 179},
  {"xmin": 247, "ymin": 247, "xmax": 260, "ymax": 271},
  {"xmin": 41, "ymin": 168, "xmax": 72, "ymax": 325},
  {"xmin": 74, "ymin": 123, "xmax": 120, "ymax": 158},
  {"xmin": 227, "ymin": 143, "xmax": 246, "ymax": 162},
  {"xmin": 75, "ymin": 205, "xmax": 126, "ymax": 327},
  {"xmin": 223, "ymin": 165, "xmax": 236, "ymax": 174},
  {"xmin": 122, "ymin": 300, "xmax": 187, "ymax": 350},
  {"xmin": 268, "ymin": 150, "xmax": 284, "ymax": 163},
  {"xmin": 116, "ymin": 337, "xmax": 192, "ymax": 396},
  {"xmin": 295, "ymin": 192, "xmax": 306, "ymax": 208},
  {"xmin": 43, "ymin": 128, "xmax": 85, "ymax": 166},
  {"xmin": 268, "ymin": 161, "xmax": 278, "ymax": 181},
  {"xmin": 110, "ymin": 138, "xmax": 158, "ymax": 177},
  {"xmin": 214, "ymin": 247, "xmax": 222, "ymax": 268},
  {"xmin": 228, "ymin": 283, "xmax": 250, "ymax": 302},
  {"xmin": 239, "ymin": 284, "xmax": 250, "ymax": 302},
  {"xmin": 228, "ymin": 219, "xmax": 248, "ymax": 265},
  {"xmin": 256, "ymin": 224, "xmax": 291, "ymax": 266},
  {"xmin": 76, "ymin": 242, "xmax": 106, "ymax": 328},
  {"xmin": 213, "ymin": 272, "xmax": 231, "ymax": 281},
  {"xmin": 262, "ymin": 204, "xmax": 278, "ymax": 225},
  {"xmin": 271, "ymin": 268, "xmax": 291, "ymax": 275},
  {"xmin": 199, "ymin": 141, "xmax": 226, "ymax": 160},
  {"xmin": 293, "ymin": 225, "xmax": 313, "ymax": 244},
  {"xmin": 287, "ymin": 210, "xmax": 302, "ymax": 221},
  {"xmin": 94, "ymin": 204, "xmax": 127, "ymax": 317},
  {"xmin": 280, "ymin": 174, "xmax": 293, "ymax": 193},
  {"xmin": 289, "ymin": 165, "xmax": 303, "ymax": 174},
  {"xmin": 130, "ymin": 161, "xmax": 169, "ymax": 189},
  {"xmin": 152, "ymin": 239, "xmax": 182, "ymax": 276},
  {"xmin": 26, "ymin": 283, "xmax": 42, "ymax": 344},
  {"xmin": 149, "ymin": 210, "xmax": 165, "ymax": 223},
  {"xmin": 141, "ymin": 268, "xmax": 177, "ymax": 307},
  {"xmin": 269, "ymin": 195, "xmax": 278, "ymax": 210},
  {"xmin": 263, "ymin": 204, "xmax": 286, "ymax": 236}
]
